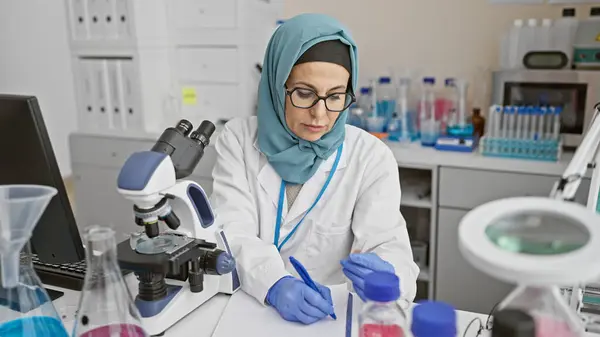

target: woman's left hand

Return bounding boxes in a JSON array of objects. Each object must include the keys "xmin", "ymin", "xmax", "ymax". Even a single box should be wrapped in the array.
[{"xmin": 340, "ymin": 253, "xmax": 395, "ymax": 301}]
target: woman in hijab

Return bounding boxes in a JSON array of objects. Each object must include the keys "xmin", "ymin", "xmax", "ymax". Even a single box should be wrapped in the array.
[{"xmin": 210, "ymin": 13, "xmax": 418, "ymax": 324}]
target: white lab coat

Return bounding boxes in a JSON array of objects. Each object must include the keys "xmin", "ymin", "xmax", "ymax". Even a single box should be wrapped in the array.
[{"xmin": 210, "ymin": 117, "xmax": 419, "ymax": 305}]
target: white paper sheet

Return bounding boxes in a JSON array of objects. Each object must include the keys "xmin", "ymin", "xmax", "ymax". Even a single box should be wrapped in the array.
[{"xmin": 212, "ymin": 285, "xmax": 361, "ymax": 337}]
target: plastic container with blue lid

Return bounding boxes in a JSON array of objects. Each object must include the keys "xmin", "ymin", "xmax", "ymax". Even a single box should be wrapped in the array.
[
  {"xmin": 411, "ymin": 301, "xmax": 457, "ymax": 337},
  {"xmin": 359, "ymin": 272, "xmax": 407, "ymax": 337}
]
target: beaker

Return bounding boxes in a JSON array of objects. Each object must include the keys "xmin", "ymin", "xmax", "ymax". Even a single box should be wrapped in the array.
[
  {"xmin": 73, "ymin": 226, "xmax": 148, "ymax": 337},
  {"xmin": 0, "ymin": 185, "xmax": 69, "ymax": 337}
]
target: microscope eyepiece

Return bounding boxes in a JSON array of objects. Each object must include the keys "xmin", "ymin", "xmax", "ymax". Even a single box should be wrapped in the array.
[
  {"xmin": 190, "ymin": 120, "xmax": 216, "ymax": 147},
  {"xmin": 175, "ymin": 119, "xmax": 194, "ymax": 136}
]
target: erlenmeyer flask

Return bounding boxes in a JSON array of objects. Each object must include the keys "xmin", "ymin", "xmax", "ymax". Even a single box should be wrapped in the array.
[
  {"xmin": 0, "ymin": 184, "xmax": 69, "ymax": 337},
  {"xmin": 73, "ymin": 226, "xmax": 148, "ymax": 337},
  {"xmin": 497, "ymin": 285, "xmax": 585, "ymax": 337}
]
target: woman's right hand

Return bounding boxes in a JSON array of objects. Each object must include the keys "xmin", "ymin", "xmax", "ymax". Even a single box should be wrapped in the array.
[{"xmin": 266, "ymin": 276, "xmax": 335, "ymax": 325}]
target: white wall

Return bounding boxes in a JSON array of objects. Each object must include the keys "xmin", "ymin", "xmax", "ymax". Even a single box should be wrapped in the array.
[{"xmin": 0, "ymin": 0, "xmax": 77, "ymax": 177}]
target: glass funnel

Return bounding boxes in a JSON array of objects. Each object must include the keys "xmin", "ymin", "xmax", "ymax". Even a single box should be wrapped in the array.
[
  {"xmin": 0, "ymin": 184, "xmax": 69, "ymax": 337},
  {"xmin": 73, "ymin": 226, "xmax": 148, "ymax": 337}
]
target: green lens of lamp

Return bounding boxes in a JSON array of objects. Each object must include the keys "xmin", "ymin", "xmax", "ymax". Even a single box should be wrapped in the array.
[{"xmin": 485, "ymin": 211, "xmax": 590, "ymax": 255}]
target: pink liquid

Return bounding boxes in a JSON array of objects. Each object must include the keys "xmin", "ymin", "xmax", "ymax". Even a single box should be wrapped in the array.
[
  {"xmin": 535, "ymin": 315, "xmax": 576, "ymax": 337},
  {"xmin": 77, "ymin": 324, "xmax": 147, "ymax": 337},
  {"xmin": 360, "ymin": 323, "xmax": 404, "ymax": 337}
]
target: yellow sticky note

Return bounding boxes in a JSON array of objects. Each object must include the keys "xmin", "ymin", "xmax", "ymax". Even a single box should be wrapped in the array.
[
  {"xmin": 182, "ymin": 87, "xmax": 197, "ymax": 105},
  {"xmin": 596, "ymin": 33, "xmax": 600, "ymax": 42}
]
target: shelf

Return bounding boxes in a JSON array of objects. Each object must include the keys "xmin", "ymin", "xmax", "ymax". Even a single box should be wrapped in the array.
[
  {"xmin": 401, "ymin": 182, "xmax": 432, "ymax": 209},
  {"xmin": 418, "ymin": 266, "xmax": 430, "ymax": 282}
]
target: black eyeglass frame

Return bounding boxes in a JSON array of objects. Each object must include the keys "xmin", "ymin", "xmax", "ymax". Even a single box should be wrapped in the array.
[{"xmin": 285, "ymin": 87, "xmax": 356, "ymax": 112}]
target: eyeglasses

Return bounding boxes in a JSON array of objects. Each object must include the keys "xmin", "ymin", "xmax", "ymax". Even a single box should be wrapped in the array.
[{"xmin": 286, "ymin": 87, "xmax": 356, "ymax": 112}]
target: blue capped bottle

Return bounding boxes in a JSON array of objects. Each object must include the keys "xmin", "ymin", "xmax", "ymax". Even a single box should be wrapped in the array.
[
  {"xmin": 359, "ymin": 272, "xmax": 407, "ymax": 337},
  {"xmin": 411, "ymin": 301, "xmax": 457, "ymax": 337}
]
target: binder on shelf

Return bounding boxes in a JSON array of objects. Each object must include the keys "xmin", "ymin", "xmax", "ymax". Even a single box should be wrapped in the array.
[
  {"xmin": 70, "ymin": 0, "xmax": 89, "ymax": 40},
  {"xmin": 120, "ymin": 60, "xmax": 142, "ymax": 131},
  {"xmin": 76, "ymin": 59, "xmax": 97, "ymax": 130},
  {"xmin": 90, "ymin": 60, "xmax": 111, "ymax": 130},
  {"xmin": 115, "ymin": 0, "xmax": 131, "ymax": 39},
  {"xmin": 106, "ymin": 60, "xmax": 123, "ymax": 130},
  {"xmin": 87, "ymin": 0, "xmax": 104, "ymax": 39}
]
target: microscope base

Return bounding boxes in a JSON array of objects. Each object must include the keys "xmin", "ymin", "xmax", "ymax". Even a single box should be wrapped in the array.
[{"xmin": 133, "ymin": 276, "xmax": 221, "ymax": 336}]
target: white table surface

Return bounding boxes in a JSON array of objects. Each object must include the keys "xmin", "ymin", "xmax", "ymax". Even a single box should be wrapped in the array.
[{"xmin": 47, "ymin": 283, "xmax": 491, "ymax": 337}]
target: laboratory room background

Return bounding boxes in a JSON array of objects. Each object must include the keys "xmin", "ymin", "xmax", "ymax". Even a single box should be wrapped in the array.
[{"xmin": 3, "ymin": 0, "xmax": 600, "ymax": 336}]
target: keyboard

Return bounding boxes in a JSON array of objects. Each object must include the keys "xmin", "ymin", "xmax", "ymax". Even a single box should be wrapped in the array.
[{"xmin": 32, "ymin": 256, "xmax": 130, "ymax": 291}]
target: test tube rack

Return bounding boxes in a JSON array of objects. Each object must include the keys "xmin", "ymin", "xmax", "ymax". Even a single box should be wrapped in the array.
[{"xmin": 480, "ymin": 136, "xmax": 562, "ymax": 162}]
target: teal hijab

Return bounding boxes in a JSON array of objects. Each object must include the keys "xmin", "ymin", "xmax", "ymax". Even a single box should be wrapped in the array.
[{"xmin": 257, "ymin": 13, "xmax": 359, "ymax": 184}]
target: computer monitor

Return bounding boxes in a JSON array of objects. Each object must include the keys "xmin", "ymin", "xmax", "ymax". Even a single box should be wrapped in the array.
[{"xmin": 0, "ymin": 94, "xmax": 84, "ymax": 263}]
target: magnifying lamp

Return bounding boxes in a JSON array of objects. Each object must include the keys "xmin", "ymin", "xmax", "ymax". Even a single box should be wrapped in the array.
[
  {"xmin": 459, "ymin": 197, "xmax": 600, "ymax": 336},
  {"xmin": 459, "ymin": 104, "xmax": 600, "ymax": 336}
]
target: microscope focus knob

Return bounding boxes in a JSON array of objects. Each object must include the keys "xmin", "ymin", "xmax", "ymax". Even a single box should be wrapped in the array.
[{"xmin": 200, "ymin": 250, "xmax": 236, "ymax": 276}]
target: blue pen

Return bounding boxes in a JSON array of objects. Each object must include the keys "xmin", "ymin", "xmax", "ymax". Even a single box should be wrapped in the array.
[{"xmin": 289, "ymin": 256, "xmax": 337, "ymax": 320}]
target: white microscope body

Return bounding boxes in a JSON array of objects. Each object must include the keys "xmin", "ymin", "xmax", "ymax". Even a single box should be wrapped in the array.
[{"xmin": 116, "ymin": 120, "xmax": 240, "ymax": 336}]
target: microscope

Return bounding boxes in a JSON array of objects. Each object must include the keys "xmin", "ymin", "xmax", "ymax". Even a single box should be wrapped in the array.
[{"xmin": 116, "ymin": 119, "xmax": 240, "ymax": 336}]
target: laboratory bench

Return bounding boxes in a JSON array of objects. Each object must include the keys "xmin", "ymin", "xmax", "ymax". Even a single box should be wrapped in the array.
[
  {"xmin": 68, "ymin": 132, "xmax": 592, "ymax": 315},
  {"xmin": 46, "ymin": 277, "xmax": 492, "ymax": 337}
]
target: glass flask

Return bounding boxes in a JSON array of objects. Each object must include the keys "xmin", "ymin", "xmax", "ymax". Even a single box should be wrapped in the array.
[
  {"xmin": 73, "ymin": 226, "xmax": 148, "ymax": 337},
  {"xmin": 0, "ymin": 184, "xmax": 69, "ymax": 337}
]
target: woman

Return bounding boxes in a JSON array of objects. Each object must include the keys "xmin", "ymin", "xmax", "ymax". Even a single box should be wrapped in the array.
[{"xmin": 210, "ymin": 13, "xmax": 419, "ymax": 324}]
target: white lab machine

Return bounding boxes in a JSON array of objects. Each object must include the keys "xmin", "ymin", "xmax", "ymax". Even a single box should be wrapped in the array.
[
  {"xmin": 65, "ymin": 0, "xmax": 284, "ymax": 136},
  {"xmin": 459, "ymin": 103, "xmax": 600, "ymax": 335}
]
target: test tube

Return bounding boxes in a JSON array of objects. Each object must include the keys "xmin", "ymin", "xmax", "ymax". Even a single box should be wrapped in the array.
[
  {"xmin": 515, "ymin": 106, "xmax": 523, "ymax": 139},
  {"xmin": 546, "ymin": 106, "xmax": 555, "ymax": 139},
  {"xmin": 486, "ymin": 106, "xmax": 496, "ymax": 138},
  {"xmin": 523, "ymin": 106, "xmax": 532, "ymax": 139},
  {"xmin": 508, "ymin": 106, "xmax": 516, "ymax": 140},
  {"xmin": 501, "ymin": 106, "xmax": 509, "ymax": 140},
  {"xmin": 553, "ymin": 107, "xmax": 562, "ymax": 140},
  {"xmin": 538, "ymin": 107, "xmax": 547, "ymax": 140}
]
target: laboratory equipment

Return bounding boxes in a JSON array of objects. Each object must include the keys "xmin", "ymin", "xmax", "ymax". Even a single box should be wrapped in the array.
[
  {"xmin": 573, "ymin": 7, "xmax": 600, "ymax": 70},
  {"xmin": 480, "ymin": 105, "xmax": 561, "ymax": 161},
  {"xmin": 0, "ymin": 185, "xmax": 70, "ymax": 337},
  {"xmin": 357, "ymin": 87, "xmax": 373, "ymax": 113},
  {"xmin": 388, "ymin": 77, "xmax": 416, "ymax": 143},
  {"xmin": 501, "ymin": 19, "xmax": 524, "ymax": 69},
  {"xmin": 554, "ymin": 8, "xmax": 579, "ymax": 67},
  {"xmin": 73, "ymin": 226, "xmax": 147, "ymax": 337},
  {"xmin": 419, "ymin": 77, "xmax": 439, "ymax": 147},
  {"xmin": 348, "ymin": 106, "xmax": 365, "ymax": 129},
  {"xmin": 411, "ymin": 301, "xmax": 457, "ymax": 337},
  {"xmin": 115, "ymin": 119, "xmax": 240, "ymax": 336},
  {"xmin": 289, "ymin": 256, "xmax": 336, "ymax": 320},
  {"xmin": 377, "ymin": 76, "xmax": 396, "ymax": 127},
  {"xmin": 460, "ymin": 101, "xmax": 600, "ymax": 336},
  {"xmin": 471, "ymin": 108, "xmax": 486, "ymax": 139},
  {"xmin": 435, "ymin": 79, "xmax": 475, "ymax": 152},
  {"xmin": 359, "ymin": 271, "xmax": 407, "ymax": 337},
  {"xmin": 492, "ymin": 69, "xmax": 600, "ymax": 148}
]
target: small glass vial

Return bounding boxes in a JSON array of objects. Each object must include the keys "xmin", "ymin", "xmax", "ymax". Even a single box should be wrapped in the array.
[
  {"xmin": 411, "ymin": 301, "xmax": 457, "ymax": 337},
  {"xmin": 359, "ymin": 271, "xmax": 407, "ymax": 337}
]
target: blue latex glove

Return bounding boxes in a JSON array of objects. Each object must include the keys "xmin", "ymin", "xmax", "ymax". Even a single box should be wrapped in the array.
[
  {"xmin": 340, "ymin": 253, "xmax": 395, "ymax": 301},
  {"xmin": 266, "ymin": 276, "xmax": 335, "ymax": 325}
]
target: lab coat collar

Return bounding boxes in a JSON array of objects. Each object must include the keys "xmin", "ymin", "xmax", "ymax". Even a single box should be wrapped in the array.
[{"xmin": 254, "ymin": 137, "xmax": 348, "ymax": 221}]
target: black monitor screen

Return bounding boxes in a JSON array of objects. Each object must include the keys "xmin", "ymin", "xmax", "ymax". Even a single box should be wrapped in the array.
[{"xmin": 0, "ymin": 95, "xmax": 84, "ymax": 263}]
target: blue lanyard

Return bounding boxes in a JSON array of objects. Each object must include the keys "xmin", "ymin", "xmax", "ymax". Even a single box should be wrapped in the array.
[{"xmin": 273, "ymin": 144, "xmax": 343, "ymax": 251}]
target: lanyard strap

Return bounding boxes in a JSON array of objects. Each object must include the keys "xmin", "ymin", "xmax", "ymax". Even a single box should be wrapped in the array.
[{"xmin": 273, "ymin": 144, "xmax": 344, "ymax": 251}]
